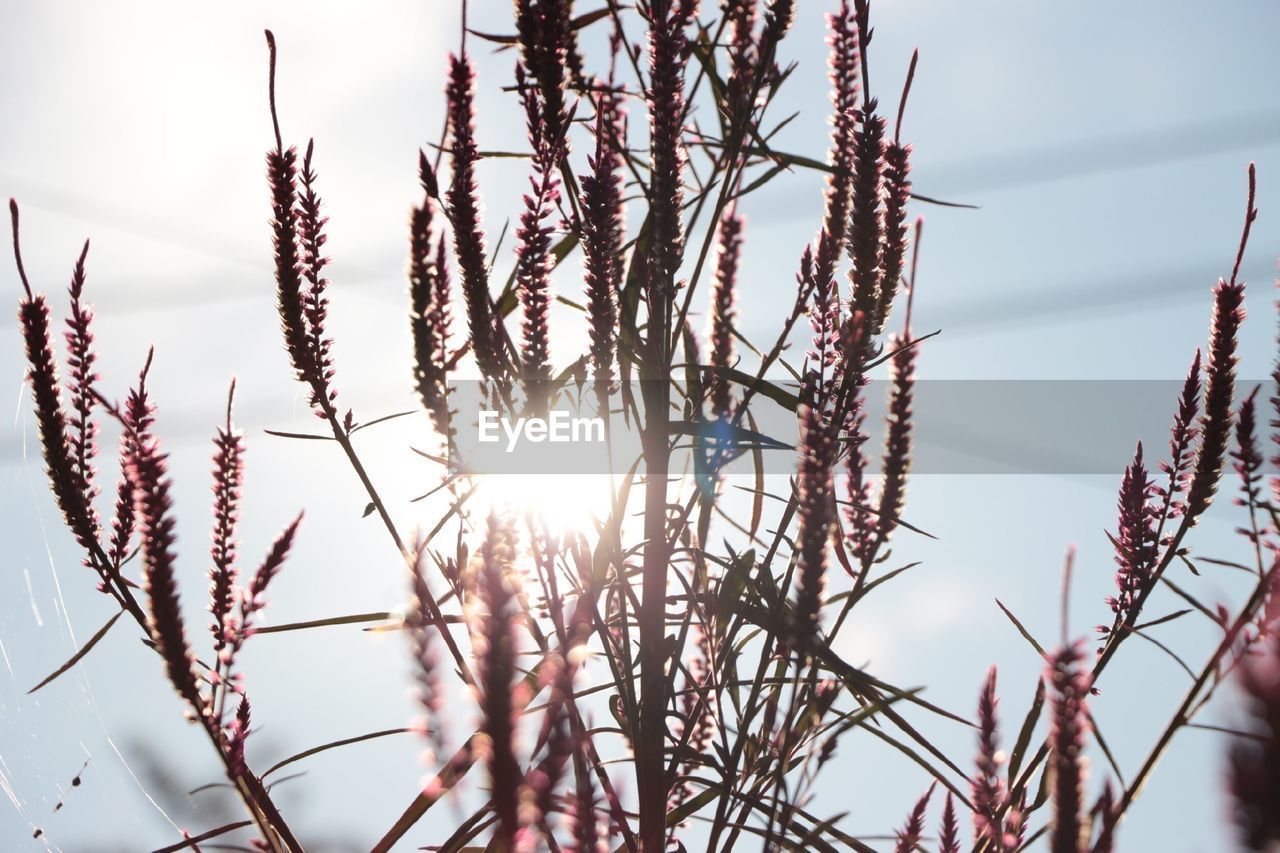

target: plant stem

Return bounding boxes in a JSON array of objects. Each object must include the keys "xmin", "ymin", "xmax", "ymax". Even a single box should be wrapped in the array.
[
  {"xmin": 1117, "ymin": 559, "xmax": 1276, "ymax": 818},
  {"xmin": 638, "ymin": 371, "xmax": 671, "ymax": 850},
  {"xmin": 317, "ymin": 397, "xmax": 476, "ymax": 689}
]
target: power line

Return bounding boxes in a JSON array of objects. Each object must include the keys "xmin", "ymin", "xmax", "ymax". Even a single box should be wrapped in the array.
[
  {"xmin": 4, "ymin": 110, "xmax": 1276, "ymax": 325},
  {"xmin": 927, "ymin": 258, "xmax": 1278, "ymax": 338},
  {"xmin": 918, "ymin": 109, "xmax": 1280, "ymax": 198}
]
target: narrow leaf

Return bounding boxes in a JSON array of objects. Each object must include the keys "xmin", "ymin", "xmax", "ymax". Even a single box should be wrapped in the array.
[
  {"xmin": 994, "ymin": 598, "xmax": 1045, "ymax": 656},
  {"xmin": 263, "ymin": 727, "xmax": 411, "ymax": 778},
  {"xmin": 28, "ymin": 609, "xmax": 124, "ymax": 694},
  {"xmin": 253, "ymin": 611, "xmax": 397, "ymax": 635},
  {"xmin": 1006, "ymin": 678, "xmax": 1045, "ymax": 785},
  {"xmin": 150, "ymin": 821, "xmax": 253, "ymax": 853}
]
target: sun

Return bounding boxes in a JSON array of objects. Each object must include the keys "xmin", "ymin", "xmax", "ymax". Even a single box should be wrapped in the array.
[{"xmin": 473, "ymin": 473, "xmax": 619, "ymax": 538}]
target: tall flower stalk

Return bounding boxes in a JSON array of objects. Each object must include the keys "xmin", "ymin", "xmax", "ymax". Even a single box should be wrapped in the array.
[
  {"xmin": 1186, "ymin": 164, "xmax": 1256, "ymax": 523},
  {"xmin": 637, "ymin": 2, "xmax": 696, "ymax": 847},
  {"xmin": 874, "ymin": 240, "xmax": 921, "ymax": 552},
  {"xmin": 708, "ymin": 206, "xmax": 743, "ymax": 420},
  {"xmin": 1105, "ymin": 443, "xmax": 1157, "ymax": 623},
  {"xmin": 209, "ymin": 381, "xmax": 244, "ymax": 664},
  {"xmin": 792, "ymin": 390, "xmax": 837, "ymax": 646},
  {"xmin": 846, "ymin": 103, "xmax": 885, "ymax": 328},
  {"xmin": 64, "ymin": 241, "xmax": 99, "ymax": 534},
  {"xmin": 471, "ymin": 512, "xmax": 526, "ymax": 850},
  {"xmin": 129, "ymin": 406, "xmax": 206, "ymax": 719},
  {"xmin": 410, "ymin": 153, "xmax": 453, "ymax": 435},
  {"xmin": 872, "ymin": 59, "xmax": 916, "ymax": 336},
  {"xmin": 1047, "ymin": 642, "xmax": 1090, "ymax": 853},
  {"xmin": 515, "ymin": 0, "xmax": 572, "ymax": 150},
  {"xmin": 973, "ymin": 666, "xmax": 1005, "ymax": 848},
  {"xmin": 514, "ymin": 67, "xmax": 567, "ymax": 412},
  {"xmin": 11, "ymin": 202, "xmax": 144, "ymax": 622},
  {"xmin": 822, "ymin": 0, "xmax": 859, "ymax": 248},
  {"xmin": 446, "ymin": 49, "xmax": 503, "ymax": 385},
  {"xmin": 580, "ymin": 86, "xmax": 625, "ymax": 410}
]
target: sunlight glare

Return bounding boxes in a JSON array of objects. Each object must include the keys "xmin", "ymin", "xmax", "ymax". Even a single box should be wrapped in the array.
[{"xmin": 475, "ymin": 474, "xmax": 618, "ymax": 538}]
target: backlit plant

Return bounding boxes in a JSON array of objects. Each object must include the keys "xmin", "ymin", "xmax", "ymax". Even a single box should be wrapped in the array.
[{"xmin": 10, "ymin": 1, "xmax": 1279, "ymax": 850}]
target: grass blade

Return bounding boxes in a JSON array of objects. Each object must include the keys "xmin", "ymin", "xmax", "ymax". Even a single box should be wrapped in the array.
[
  {"xmin": 994, "ymin": 598, "xmax": 1046, "ymax": 656},
  {"xmin": 28, "ymin": 609, "xmax": 124, "ymax": 694},
  {"xmin": 150, "ymin": 821, "xmax": 253, "ymax": 853},
  {"xmin": 263, "ymin": 727, "xmax": 411, "ymax": 778}
]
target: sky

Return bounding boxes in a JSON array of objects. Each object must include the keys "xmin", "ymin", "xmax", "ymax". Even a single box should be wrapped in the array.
[{"xmin": 1, "ymin": 1, "xmax": 1279, "ymax": 850}]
